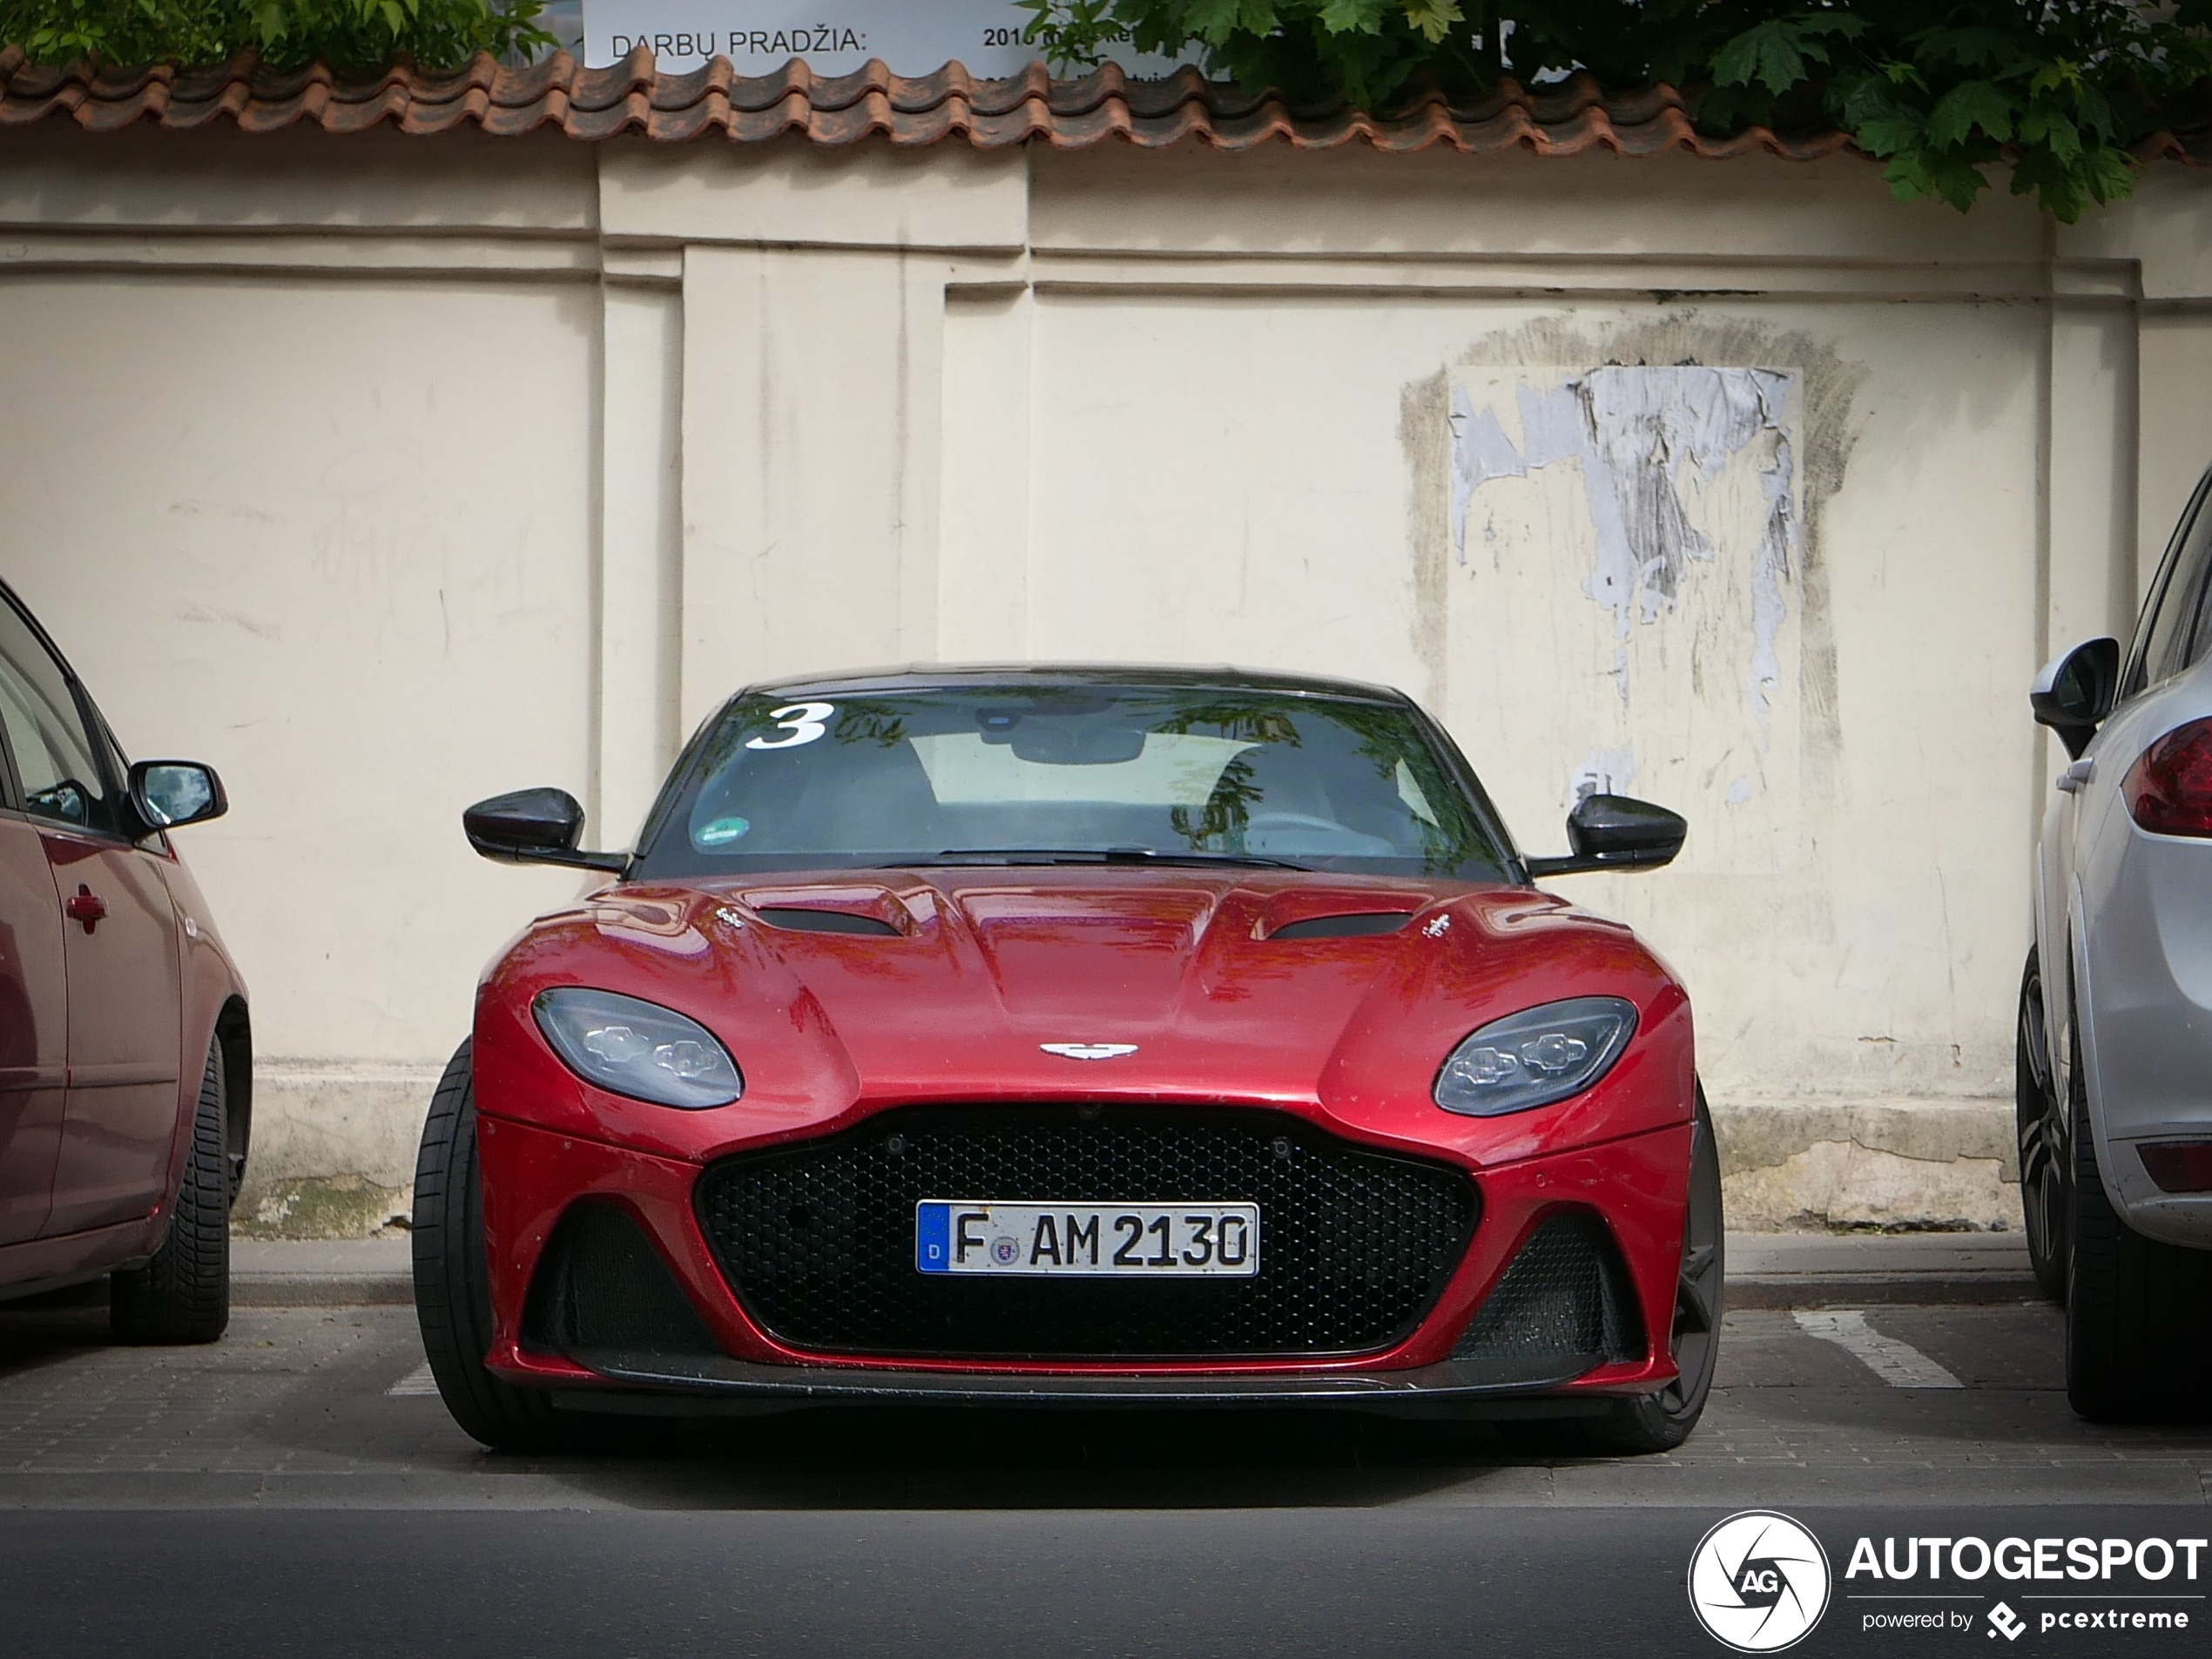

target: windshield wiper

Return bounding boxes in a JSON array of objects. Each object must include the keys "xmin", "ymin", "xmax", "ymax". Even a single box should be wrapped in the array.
[{"xmin": 923, "ymin": 846, "xmax": 1311, "ymax": 872}]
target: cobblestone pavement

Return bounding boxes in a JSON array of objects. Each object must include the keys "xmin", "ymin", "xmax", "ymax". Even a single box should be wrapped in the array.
[{"xmin": 0, "ymin": 1298, "xmax": 2207, "ymax": 1509}]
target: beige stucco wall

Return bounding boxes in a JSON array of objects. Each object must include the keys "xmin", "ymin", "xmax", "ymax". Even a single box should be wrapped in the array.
[{"xmin": 0, "ymin": 118, "xmax": 2195, "ymax": 1233}]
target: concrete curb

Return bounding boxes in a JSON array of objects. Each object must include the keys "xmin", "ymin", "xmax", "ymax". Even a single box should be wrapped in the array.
[
  {"xmin": 1724, "ymin": 1275, "xmax": 2042, "ymax": 1309},
  {"xmin": 233, "ymin": 1277, "xmax": 413, "ymax": 1308}
]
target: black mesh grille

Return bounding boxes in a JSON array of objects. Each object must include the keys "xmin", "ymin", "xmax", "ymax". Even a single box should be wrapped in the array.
[
  {"xmin": 523, "ymin": 1204, "xmax": 720, "ymax": 1356},
  {"xmin": 1452, "ymin": 1211, "xmax": 1642, "ymax": 1367},
  {"xmin": 693, "ymin": 1105, "xmax": 1479, "ymax": 1359}
]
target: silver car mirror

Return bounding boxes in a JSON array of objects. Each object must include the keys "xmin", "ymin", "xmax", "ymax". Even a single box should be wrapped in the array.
[{"xmin": 2031, "ymin": 636, "xmax": 2121, "ymax": 759}]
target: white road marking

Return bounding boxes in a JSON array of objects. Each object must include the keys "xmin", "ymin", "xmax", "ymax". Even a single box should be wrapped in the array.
[
  {"xmin": 387, "ymin": 1363, "xmax": 441, "ymax": 1398},
  {"xmin": 1793, "ymin": 1309, "xmax": 1964, "ymax": 1389}
]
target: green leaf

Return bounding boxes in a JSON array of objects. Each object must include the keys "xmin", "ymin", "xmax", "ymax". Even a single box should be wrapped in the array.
[
  {"xmin": 2074, "ymin": 83, "xmax": 2115, "ymax": 142},
  {"xmin": 1923, "ymin": 149, "xmax": 1992, "ymax": 212},
  {"xmin": 1712, "ymin": 20, "xmax": 1811, "ymax": 96},
  {"xmin": 1853, "ymin": 111, "xmax": 1924, "ymax": 156},
  {"xmin": 1925, "ymin": 79, "xmax": 2016, "ymax": 148},
  {"xmin": 2082, "ymin": 145, "xmax": 2140, "ymax": 205},
  {"xmin": 1797, "ymin": 15, "xmax": 1866, "ymax": 42},
  {"xmin": 1916, "ymin": 25, "xmax": 2026, "ymax": 75},
  {"xmin": 1397, "ymin": 0, "xmax": 1459, "ymax": 48},
  {"xmin": 1181, "ymin": 0, "xmax": 1258, "ymax": 45},
  {"xmin": 2020, "ymin": 104, "xmax": 2081, "ymax": 164},
  {"xmin": 1838, "ymin": 72, "xmax": 1908, "ymax": 129},
  {"xmin": 1316, "ymin": 0, "xmax": 1381, "ymax": 36},
  {"xmin": 1880, "ymin": 148, "xmax": 1933, "ymax": 199}
]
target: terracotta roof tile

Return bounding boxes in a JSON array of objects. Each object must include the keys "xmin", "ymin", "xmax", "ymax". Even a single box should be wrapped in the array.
[{"xmin": 0, "ymin": 44, "xmax": 2195, "ymax": 161}]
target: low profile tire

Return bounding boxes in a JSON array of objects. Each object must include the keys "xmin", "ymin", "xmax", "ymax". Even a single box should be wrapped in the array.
[
  {"xmin": 2016, "ymin": 948, "xmax": 2070, "ymax": 1305},
  {"xmin": 1576, "ymin": 1083, "xmax": 1724, "ymax": 1455},
  {"xmin": 412, "ymin": 1040, "xmax": 570, "ymax": 1452},
  {"xmin": 2065, "ymin": 1040, "xmax": 2212, "ymax": 1422},
  {"xmin": 111, "ymin": 1037, "xmax": 231, "ymax": 1345}
]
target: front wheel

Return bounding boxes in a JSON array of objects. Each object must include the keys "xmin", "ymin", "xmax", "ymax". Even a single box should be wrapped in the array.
[
  {"xmin": 1578, "ymin": 1083, "xmax": 1724, "ymax": 1454},
  {"xmin": 111, "ymin": 1037, "xmax": 231, "ymax": 1345},
  {"xmin": 411, "ymin": 1042, "xmax": 672, "ymax": 1453},
  {"xmin": 412, "ymin": 1041, "xmax": 569, "ymax": 1452}
]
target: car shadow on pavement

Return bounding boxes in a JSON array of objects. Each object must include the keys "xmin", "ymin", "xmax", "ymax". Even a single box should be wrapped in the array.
[
  {"xmin": 0, "ymin": 1296, "xmax": 118, "ymax": 1386},
  {"xmin": 522, "ymin": 1406, "xmax": 1589, "ymax": 1511}
]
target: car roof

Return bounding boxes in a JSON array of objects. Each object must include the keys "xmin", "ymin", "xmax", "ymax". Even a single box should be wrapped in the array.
[{"xmin": 737, "ymin": 663, "xmax": 1415, "ymax": 705}]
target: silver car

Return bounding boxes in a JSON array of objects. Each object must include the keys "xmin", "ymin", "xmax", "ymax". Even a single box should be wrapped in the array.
[{"xmin": 2026, "ymin": 466, "xmax": 2212, "ymax": 1420}]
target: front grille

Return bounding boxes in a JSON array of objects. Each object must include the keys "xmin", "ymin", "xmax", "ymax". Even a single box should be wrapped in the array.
[
  {"xmin": 693, "ymin": 1105, "xmax": 1479, "ymax": 1359},
  {"xmin": 1452, "ymin": 1211, "xmax": 1642, "ymax": 1372}
]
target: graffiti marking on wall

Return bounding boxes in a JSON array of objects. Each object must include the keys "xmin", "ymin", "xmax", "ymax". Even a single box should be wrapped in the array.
[{"xmin": 1445, "ymin": 364, "xmax": 1805, "ymax": 843}]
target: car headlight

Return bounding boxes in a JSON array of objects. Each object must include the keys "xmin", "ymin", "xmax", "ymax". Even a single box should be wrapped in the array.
[
  {"xmin": 531, "ymin": 988, "xmax": 743, "ymax": 1109},
  {"xmin": 1433, "ymin": 996, "xmax": 1637, "ymax": 1116}
]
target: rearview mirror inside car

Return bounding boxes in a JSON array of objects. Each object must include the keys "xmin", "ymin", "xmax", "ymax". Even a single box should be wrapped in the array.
[
  {"xmin": 462, "ymin": 787, "xmax": 626, "ymax": 873},
  {"xmin": 1526, "ymin": 793, "xmax": 1688, "ymax": 878},
  {"xmin": 128, "ymin": 759, "xmax": 226, "ymax": 833},
  {"xmin": 2030, "ymin": 636, "xmax": 2121, "ymax": 759}
]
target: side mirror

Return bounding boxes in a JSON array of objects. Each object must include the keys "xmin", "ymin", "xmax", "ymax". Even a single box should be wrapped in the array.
[
  {"xmin": 462, "ymin": 787, "xmax": 626, "ymax": 873},
  {"xmin": 1527, "ymin": 793, "xmax": 1687, "ymax": 878},
  {"xmin": 2030, "ymin": 636, "xmax": 2121, "ymax": 759},
  {"xmin": 128, "ymin": 760, "xmax": 226, "ymax": 833}
]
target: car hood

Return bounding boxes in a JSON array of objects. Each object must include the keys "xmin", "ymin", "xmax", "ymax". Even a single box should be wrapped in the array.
[{"xmin": 524, "ymin": 866, "xmax": 1656, "ymax": 1118}]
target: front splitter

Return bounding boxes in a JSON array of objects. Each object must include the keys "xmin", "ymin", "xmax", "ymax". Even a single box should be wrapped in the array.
[{"xmin": 554, "ymin": 1347, "xmax": 1625, "ymax": 1419}]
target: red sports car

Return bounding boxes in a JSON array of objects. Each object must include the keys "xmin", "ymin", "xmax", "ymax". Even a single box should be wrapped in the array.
[{"xmin": 415, "ymin": 667, "xmax": 1719, "ymax": 1453}]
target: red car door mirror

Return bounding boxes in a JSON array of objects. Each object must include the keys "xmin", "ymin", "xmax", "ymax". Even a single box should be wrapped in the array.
[
  {"xmin": 1527, "ymin": 793, "xmax": 1688, "ymax": 878},
  {"xmin": 462, "ymin": 786, "xmax": 627, "ymax": 873}
]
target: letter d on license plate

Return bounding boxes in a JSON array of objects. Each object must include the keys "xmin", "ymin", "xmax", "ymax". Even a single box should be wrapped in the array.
[{"xmin": 915, "ymin": 1201, "xmax": 1259, "ymax": 1277}]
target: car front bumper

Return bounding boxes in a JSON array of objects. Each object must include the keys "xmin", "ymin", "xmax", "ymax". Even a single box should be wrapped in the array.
[
  {"xmin": 540, "ymin": 1349, "xmax": 1632, "ymax": 1419},
  {"xmin": 471, "ymin": 1107, "xmax": 1691, "ymax": 1410}
]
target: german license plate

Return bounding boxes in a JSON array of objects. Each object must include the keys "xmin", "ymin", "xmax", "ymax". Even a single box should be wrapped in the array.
[{"xmin": 915, "ymin": 1201, "xmax": 1259, "ymax": 1277}]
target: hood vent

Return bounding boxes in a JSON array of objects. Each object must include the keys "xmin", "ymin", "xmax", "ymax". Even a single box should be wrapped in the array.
[
  {"xmin": 1268, "ymin": 912, "xmax": 1413, "ymax": 941},
  {"xmin": 755, "ymin": 907, "xmax": 903, "ymax": 937}
]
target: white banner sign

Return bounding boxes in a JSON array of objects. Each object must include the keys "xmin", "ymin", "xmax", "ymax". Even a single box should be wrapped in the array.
[{"xmin": 583, "ymin": 0, "xmax": 1180, "ymax": 77}]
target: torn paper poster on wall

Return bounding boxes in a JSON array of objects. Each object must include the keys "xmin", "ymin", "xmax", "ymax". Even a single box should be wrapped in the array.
[{"xmin": 1444, "ymin": 364, "xmax": 1804, "ymax": 871}]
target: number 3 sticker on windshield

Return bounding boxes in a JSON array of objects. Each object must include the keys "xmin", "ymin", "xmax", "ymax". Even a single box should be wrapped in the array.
[{"xmin": 745, "ymin": 702, "xmax": 836, "ymax": 751}]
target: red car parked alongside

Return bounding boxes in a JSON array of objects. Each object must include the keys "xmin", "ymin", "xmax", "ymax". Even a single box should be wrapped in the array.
[
  {"xmin": 418, "ymin": 667, "xmax": 1718, "ymax": 1452},
  {"xmin": 0, "ymin": 578, "xmax": 247, "ymax": 1340}
]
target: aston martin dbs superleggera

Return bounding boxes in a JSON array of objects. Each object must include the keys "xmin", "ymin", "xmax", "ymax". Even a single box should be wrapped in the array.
[{"xmin": 415, "ymin": 666, "xmax": 1719, "ymax": 1453}]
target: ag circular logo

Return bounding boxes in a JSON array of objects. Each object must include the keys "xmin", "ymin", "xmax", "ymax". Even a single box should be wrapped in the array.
[{"xmin": 1686, "ymin": 1510, "xmax": 1831, "ymax": 1652}]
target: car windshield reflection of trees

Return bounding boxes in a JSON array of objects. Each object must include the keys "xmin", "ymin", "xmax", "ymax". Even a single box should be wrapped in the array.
[{"xmin": 637, "ymin": 686, "xmax": 1507, "ymax": 884}]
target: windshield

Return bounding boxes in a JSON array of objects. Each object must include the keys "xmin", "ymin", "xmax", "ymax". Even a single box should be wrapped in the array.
[{"xmin": 632, "ymin": 683, "xmax": 1512, "ymax": 882}]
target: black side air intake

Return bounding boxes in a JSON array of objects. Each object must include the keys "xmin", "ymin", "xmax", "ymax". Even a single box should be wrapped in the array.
[
  {"xmin": 1451, "ymin": 1212, "xmax": 1643, "ymax": 1383},
  {"xmin": 755, "ymin": 907, "xmax": 903, "ymax": 936},
  {"xmin": 522, "ymin": 1204, "xmax": 721, "ymax": 1357},
  {"xmin": 1268, "ymin": 912, "xmax": 1413, "ymax": 941}
]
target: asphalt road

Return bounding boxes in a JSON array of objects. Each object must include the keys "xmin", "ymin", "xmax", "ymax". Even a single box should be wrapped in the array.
[{"xmin": 1, "ymin": 1295, "xmax": 2209, "ymax": 1656}]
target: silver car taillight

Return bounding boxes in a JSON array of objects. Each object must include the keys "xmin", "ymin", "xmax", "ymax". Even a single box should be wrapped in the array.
[{"xmin": 2122, "ymin": 717, "xmax": 2212, "ymax": 838}]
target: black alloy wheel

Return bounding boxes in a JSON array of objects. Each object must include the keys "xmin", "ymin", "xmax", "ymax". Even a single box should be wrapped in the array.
[
  {"xmin": 1579, "ymin": 1082, "xmax": 1724, "ymax": 1454},
  {"xmin": 2015, "ymin": 948, "xmax": 2069, "ymax": 1305}
]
